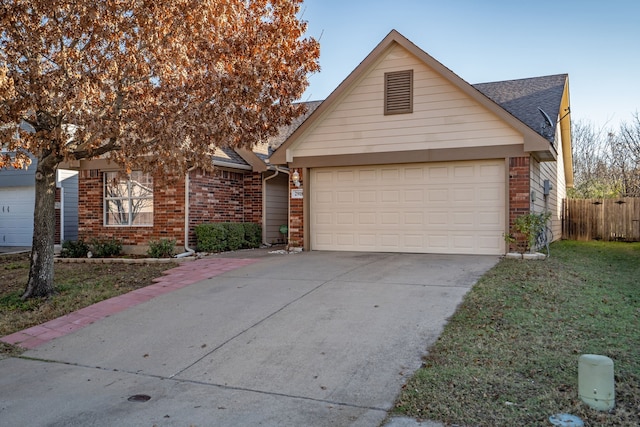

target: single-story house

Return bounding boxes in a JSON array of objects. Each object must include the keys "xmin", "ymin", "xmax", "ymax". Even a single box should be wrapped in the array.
[
  {"xmin": 0, "ymin": 157, "xmax": 78, "ymax": 247},
  {"xmin": 63, "ymin": 103, "xmax": 321, "ymax": 254},
  {"xmin": 269, "ymin": 29, "xmax": 573, "ymax": 255}
]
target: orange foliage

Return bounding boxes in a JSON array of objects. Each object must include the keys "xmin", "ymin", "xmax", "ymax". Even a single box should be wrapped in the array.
[{"xmin": 0, "ymin": 0, "xmax": 320, "ymax": 175}]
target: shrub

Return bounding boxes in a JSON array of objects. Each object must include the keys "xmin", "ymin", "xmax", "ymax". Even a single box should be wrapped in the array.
[
  {"xmin": 243, "ymin": 222, "xmax": 262, "ymax": 248},
  {"xmin": 60, "ymin": 239, "xmax": 90, "ymax": 258},
  {"xmin": 224, "ymin": 222, "xmax": 245, "ymax": 251},
  {"xmin": 505, "ymin": 212, "xmax": 552, "ymax": 254},
  {"xmin": 194, "ymin": 223, "xmax": 227, "ymax": 252},
  {"xmin": 147, "ymin": 238, "xmax": 176, "ymax": 258},
  {"xmin": 194, "ymin": 222, "xmax": 262, "ymax": 252},
  {"xmin": 90, "ymin": 237, "xmax": 123, "ymax": 258}
]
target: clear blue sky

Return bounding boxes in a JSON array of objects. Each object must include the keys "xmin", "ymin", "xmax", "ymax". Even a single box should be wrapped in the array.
[{"xmin": 299, "ymin": 0, "xmax": 639, "ymax": 130}]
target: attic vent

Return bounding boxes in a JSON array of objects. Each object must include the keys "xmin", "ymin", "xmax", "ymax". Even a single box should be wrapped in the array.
[{"xmin": 384, "ymin": 70, "xmax": 413, "ymax": 115}]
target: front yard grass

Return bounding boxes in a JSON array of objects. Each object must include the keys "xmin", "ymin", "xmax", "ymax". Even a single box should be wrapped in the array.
[
  {"xmin": 394, "ymin": 240, "xmax": 639, "ymax": 426},
  {"xmin": 0, "ymin": 253, "xmax": 176, "ymax": 356}
]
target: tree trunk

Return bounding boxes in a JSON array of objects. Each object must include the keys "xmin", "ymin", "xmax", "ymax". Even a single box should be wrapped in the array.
[{"xmin": 22, "ymin": 154, "xmax": 58, "ymax": 299}]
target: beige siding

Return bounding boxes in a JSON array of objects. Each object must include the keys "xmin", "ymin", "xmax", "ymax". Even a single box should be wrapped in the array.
[
  {"xmin": 264, "ymin": 173, "xmax": 288, "ymax": 244},
  {"xmin": 292, "ymin": 43, "xmax": 523, "ymax": 158},
  {"xmin": 530, "ymin": 127, "xmax": 566, "ymax": 242}
]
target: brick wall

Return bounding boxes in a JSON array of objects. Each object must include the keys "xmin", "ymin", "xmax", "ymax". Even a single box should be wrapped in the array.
[
  {"xmin": 243, "ymin": 173, "xmax": 263, "ymax": 224},
  {"xmin": 289, "ymin": 175, "xmax": 303, "ymax": 248},
  {"xmin": 508, "ymin": 156, "xmax": 532, "ymax": 251},
  {"xmin": 78, "ymin": 170, "xmax": 186, "ymax": 247},
  {"xmin": 78, "ymin": 168, "xmax": 266, "ymax": 252},
  {"xmin": 187, "ymin": 169, "xmax": 263, "ymax": 248}
]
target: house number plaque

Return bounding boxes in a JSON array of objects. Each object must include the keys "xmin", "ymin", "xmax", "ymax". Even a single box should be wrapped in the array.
[{"xmin": 291, "ymin": 189, "xmax": 303, "ymax": 199}]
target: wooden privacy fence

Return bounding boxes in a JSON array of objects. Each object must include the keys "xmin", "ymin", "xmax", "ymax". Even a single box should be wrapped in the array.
[{"xmin": 563, "ymin": 198, "xmax": 640, "ymax": 241}]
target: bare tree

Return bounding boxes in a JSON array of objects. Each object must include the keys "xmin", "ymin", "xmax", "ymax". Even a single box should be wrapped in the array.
[
  {"xmin": 616, "ymin": 112, "xmax": 640, "ymax": 196},
  {"xmin": 570, "ymin": 120, "xmax": 621, "ymax": 198},
  {"xmin": 0, "ymin": 0, "xmax": 320, "ymax": 298}
]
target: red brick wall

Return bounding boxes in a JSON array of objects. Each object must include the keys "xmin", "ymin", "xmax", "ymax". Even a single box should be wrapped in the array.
[
  {"xmin": 79, "ymin": 168, "xmax": 265, "ymax": 252},
  {"xmin": 289, "ymin": 175, "xmax": 303, "ymax": 248},
  {"xmin": 243, "ymin": 173, "xmax": 263, "ymax": 224},
  {"xmin": 78, "ymin": 170, "xmax": 186, "ymax": 247},
  {"xmin": 508, "ymin": 156, "xmax": 531, "ymax": 251},
  {"xmin": 187, "ymin": 169, "xmax": 263, "ymax": 246}
]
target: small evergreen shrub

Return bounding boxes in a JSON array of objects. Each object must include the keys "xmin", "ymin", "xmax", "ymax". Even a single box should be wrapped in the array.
[
  {"xmin": 90, "ymin": 237, "xmax": 123, "ymax": 258},
  {"xmin": 243, "ymin": 222, "xmax": 262, "ymax": 248},
  {"xmin": 147, "ymin": 238, "xmax": 176, "ymax": 258},
  {"xmin": 195, "ymin": 223, "xmax": 227, "ymax": 252},
  {"xmin": 194, "ymin": 222, "xmax": 262, "ymax": 252},
  {"xmin": 60, "ymin": 239, "xmax": 90, "ymax": 258},
  {"xmin": 224, "ymin": 222, "xmax": 245, "ymax": 251}
]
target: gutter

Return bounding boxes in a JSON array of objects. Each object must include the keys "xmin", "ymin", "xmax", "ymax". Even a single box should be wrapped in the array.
[{"xmin": 175, "ymin": 166, "xmax": 197, "ymax": 258}]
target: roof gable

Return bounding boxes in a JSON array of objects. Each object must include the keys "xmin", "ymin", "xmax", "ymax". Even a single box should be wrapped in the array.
[{"xmin": 271, "ymin": 30, "xmax": 565, "ymax": 164}]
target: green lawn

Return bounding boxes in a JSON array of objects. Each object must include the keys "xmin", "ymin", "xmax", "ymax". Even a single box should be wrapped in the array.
[{"xmin": 393, "ymin": 240, "xmax": 640, "ymax": 426}]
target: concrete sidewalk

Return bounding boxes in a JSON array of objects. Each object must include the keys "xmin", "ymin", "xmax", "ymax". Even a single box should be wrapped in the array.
[{"xmin": 0, "ymin": 250, "xmax": 498, "ymax": 426}]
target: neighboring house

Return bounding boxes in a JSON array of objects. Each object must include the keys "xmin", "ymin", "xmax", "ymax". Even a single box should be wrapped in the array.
[
  {"xmin": 65, "ymin": 103, "xmax": 321, "ymax": 254},
  {"xmin": 270, "ymin": 30, "xmax": 573, "ymax": 255},
  {"xmin": 0, "ymin": 157, "xmax": 79, "ymax": 247}
]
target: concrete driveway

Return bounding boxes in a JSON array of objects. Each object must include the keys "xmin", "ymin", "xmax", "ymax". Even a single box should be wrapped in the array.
[{"xmin": 0, "ymin": 250, "xmax": 498, "ymax": 426}]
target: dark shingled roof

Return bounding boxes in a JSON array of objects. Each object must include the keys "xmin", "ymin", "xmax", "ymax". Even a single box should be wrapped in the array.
[
  {"xmin": 473, "ymin": 74, "xmax": 567, "ymax": 142},
  {"xmin": 212, "ymin": 146, "xmax": 249, "ymax": 167}
]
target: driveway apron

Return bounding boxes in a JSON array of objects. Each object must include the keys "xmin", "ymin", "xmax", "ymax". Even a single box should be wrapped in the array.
[{"xmin": 0, "ymin": 251, "xmax": 498, "ymax": 427}]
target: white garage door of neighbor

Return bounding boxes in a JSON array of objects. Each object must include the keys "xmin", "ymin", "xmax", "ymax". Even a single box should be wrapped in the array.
[
  {"xmin": 0, "ymin": 186, "xmax": 35, "ymax": 246},
  {"xmin": 310, "ymin": 160, "xmax": 506, "ymax": 255}
]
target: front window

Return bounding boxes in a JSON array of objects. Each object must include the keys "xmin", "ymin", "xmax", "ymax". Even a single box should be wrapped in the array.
[{"xmin": 104, "ymin": 171, "xmax": 153, "ymax": 226}]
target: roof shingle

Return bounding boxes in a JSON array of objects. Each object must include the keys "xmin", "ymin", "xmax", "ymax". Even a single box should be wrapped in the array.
[{"xmin": 473, "ymin": 74, "xmax": 567, "ymax": 142}]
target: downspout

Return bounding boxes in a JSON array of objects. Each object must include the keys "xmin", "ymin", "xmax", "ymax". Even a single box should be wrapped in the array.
[
  {"xmin": 59, "ymin": 185, "xmax": 65, "ymax": 243},
  {"xmin": 175, "ymin": 167, "xmax": 197, "ymax": 258},
  {"xmin": 262, "ymin": 166, "xmax": 290, "ymax": 246}
]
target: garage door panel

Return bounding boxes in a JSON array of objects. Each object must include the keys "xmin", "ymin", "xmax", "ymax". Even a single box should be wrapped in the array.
[
  {"xmin": 404, "ymin": 168, "xmax": 424, "ymax": 181},
  {"xmin": 358, "ymin": 234, "xmax": 376, "ymax": 247},
  {"xmin": 380, "ymin": 234, "xmax": 399, "ymax": 247},
  {"xmin": 428, "ymin": 188, "xmax": 448, "ymax": 202},
  {"xmin": 453, "ymin": 188, "xmax": 475, "ymax": 203},
  {"xmin": 381, "ymin": 168, "xmax": 400, "ymax": 181},
  {"xmin": 336, "ymin": 213, "xmax": 354, "ymax": 225},
  {"xmin": 405, "ymin": 234, "xmax": 424, "ymax": 248},
  {"xmin": 404, "ymin": 189, "xmax": 424, "ymax": 202},
  {"xmin": 452, "ymin": 211, "xmax": 474, "ymax": 226},
  {"xmin": 315, "ymin": 170, "xmax": 334, "ymax": 183},
  {"xmin": 405, "ymin": 212, "xmax": 423, "ymax": 225},
  {"xmin": 428, "ymin": 166, "xmax": 449, "ymax": 180},
  {"xmin": 310, "ymin": 160, "xmax": 505, "ymax": 255}
]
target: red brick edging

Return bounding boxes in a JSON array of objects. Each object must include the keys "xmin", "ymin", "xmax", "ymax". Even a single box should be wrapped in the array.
[{"xmin": 1, "ymin": 258, "xmax": 259, "ymax": 349}]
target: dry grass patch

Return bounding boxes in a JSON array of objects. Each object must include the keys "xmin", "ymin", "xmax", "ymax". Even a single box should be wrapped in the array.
[
  {"xmin": 394, "ymin": 240, "xmax": 640, "ymax": 426},
  {"xmin": 0, "ymin": 253, "xmax": 176, "ymax": 353}
]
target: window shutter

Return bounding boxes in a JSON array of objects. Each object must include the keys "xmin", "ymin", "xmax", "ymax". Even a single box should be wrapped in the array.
[{"xmin": 384, "ymin": 70, "xmax": 413, "ymax": 115}]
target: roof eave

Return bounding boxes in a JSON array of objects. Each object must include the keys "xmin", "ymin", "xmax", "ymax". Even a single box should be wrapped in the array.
[{"xmin": 234, "ymin": 147, "xmax": 267, "ymax": 172}]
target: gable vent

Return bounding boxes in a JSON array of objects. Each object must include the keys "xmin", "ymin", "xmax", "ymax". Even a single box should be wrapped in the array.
[{"xmin": 384, "ymin": 70, "xmax": 413, "ymax": 115}]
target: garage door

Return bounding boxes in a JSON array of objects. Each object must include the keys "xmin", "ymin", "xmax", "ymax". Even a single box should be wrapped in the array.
[
  {"xmin": 310, "ymin": 160, "xmax": 505, "ymax": 255},
  {"xmin": 0, "ymin": 186, "xmax": 35, "ymax": 246}
]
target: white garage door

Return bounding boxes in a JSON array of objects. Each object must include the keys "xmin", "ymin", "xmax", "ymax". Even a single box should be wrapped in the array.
[
  {"xmin": 310, "ymin": 160, "xmax": 506, "ymax": 255},
  {"xmin": 0, "ymin": 186, "xmax": 35, "ymax": 246}
]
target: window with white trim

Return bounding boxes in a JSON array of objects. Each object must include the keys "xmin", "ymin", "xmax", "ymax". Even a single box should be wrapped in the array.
[{"xmin": 104, "ymin": 171, "xmax": 153, "ymax": 226}]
